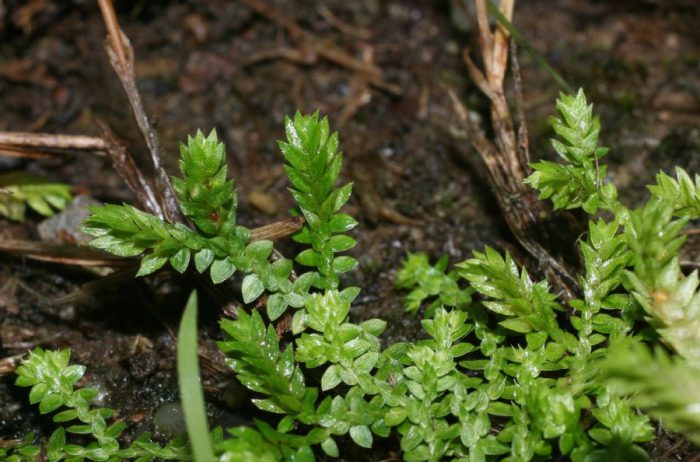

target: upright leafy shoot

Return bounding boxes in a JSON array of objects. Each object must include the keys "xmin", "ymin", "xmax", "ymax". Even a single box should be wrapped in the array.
[
  {"xmin": 279, "ymin": 112, "xmax": 357, "ymax": 291},
  {"xmin": 525, "ymin": 89, "xmax": 616, "ymax": 214},
  {"xmin": 173, "ymin": 130, "xmax": 238, "ymax": 237}
]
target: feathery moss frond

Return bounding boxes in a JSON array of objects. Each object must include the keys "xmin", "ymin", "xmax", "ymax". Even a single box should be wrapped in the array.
[
  {"xmin": 602, "ymin": 341, "xmax": 700, "ymax": 445},
  {"xmin": 0, "ymin": 172, "xmax": 72, "ymax": 222},
  {"xmin": 524, "ymin": 89, "xmax": 617, "ymax": 214},
  {"xmin": 279, "ymin": 112, "xmax": 357, "ymax": 291},
  {"xmin": 172, "ymin": 129, "xmax": 238, "ymax": 237},
  {"xmin": 10, "ymin": 348, "xmax": 189, "ymax": 461},
  {"xmin": 648, "ymin": 166, "xmax": 700, "ymax": 219},
  {"xmin": 458, "ymin": 247, "xmax": 562, "ymax": 336}
]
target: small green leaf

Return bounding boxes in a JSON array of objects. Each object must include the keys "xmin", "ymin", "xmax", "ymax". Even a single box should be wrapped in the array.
[
  {"xmin": 328, "ymin": 235, "xmax": 356, "ymax": 252},
  {"xmin": 194, "ymin": 249, "xmax": 215, "ymax": 273},
  {"xmin": 170, "ymin": 248, "xmax": 191, "ymax": 273},
  {"xmin": 66, "ymin": 424, "xmax": 92, "ymax": 434},
  {"xmin": 354, "ymin": 352, "xmax": 379, "ymax": 373},
  {"xmin": 267, "ymin": 294, "xmax": 288, "ymax": 321},
  {"xmin": 296, "ymin": 249, "xmax": 320, "ymax": 267},
  {"xmin": 136, "ymin": 253, "xmax": 168, "ymax": 277},
  {"xmin": 333, "ymin": 183, "xmax": 353, "ymax": 211},
  {"xmin": 28, "ymin": 383, "xmax": 49, "ymax": 404},
  {"xmin": 292, "ymin": 310, "xmax": 306, "ymax": 334},
  {"xmin": 329, "ymin": 214, "xmax": 358, "ymax": 233},
  {"xmin": 242, "ymin": 274, "xmax": 265, "ymax": 304},
  {"xmin": 61, "ymin": 365, "xmax": 86, "ymax": 386},
  {"xmin": 349, "ymin": 425, "xmax": 373, "ymax": 448},
  {"xmin": 210, "ymin": 258, "xmax": 236, "ymax": 284},
  {"xmin": 360, "ymin": 318, "xmax": 387, "ymax": 336},
  {"xmin": 47, "ymin": 428, "xmax": 66, "ymax": 455},
  {"xmin": 63, "ymin": 445, "xmax": 85, "ymax": 456},
  {"xmin": 384, "ymin": 407, "xmax": 407, "ymax": 426},
  {"xmin": 39, "ymin": 394, "xmax": 64, "ymax": 414},
  {"xmin": 245, "ymin": 240, "xmax": 274, "ymax": 261},
  {"xmin": 320, "ymin": 438, "xmax": 339, "ymax": 457},
  {"xmin": 53, "ymin": 409, "xmax": 78, "ymax": 423},
  {"xmin": 321, "ymin": 365, "xmax": 342, "ymax": 390}
]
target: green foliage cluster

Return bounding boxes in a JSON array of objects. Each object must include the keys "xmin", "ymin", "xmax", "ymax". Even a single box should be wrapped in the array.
[
  {"xmin": 206, "ymin": 92, "xmax": 700, "ymax": 461},
  {"xmin": 524, "ymin": 90, "xmax": 616, "ymax": 214},
  {"xmin": 217, "ymin": 289, "xmax": 390, "ymax": 460},
  {"xmin": 82, "ymin": 117, "xmax": 356, "ymax": 322},
  {"xmin": 280, "ymin": 113, "xmax": 358, "ymax": 291},
  {"xmin": 8, "ymin": 93, "xmax": 700, "ymax": 461},
  {"xmin": 648, "ymin": 166, "xmax": 700, "ymax": 218},
  {"xmin": 0, "ymin": 172, "xmax": 72, "ymax": 222},
  {"xmin": 396, "ymin": 254, "xmax": 473, "ymax": 316},
  {"xmin": 602, "ymin": 341, "xmax": 700, "ymax": 446},
  {"xmin": 1, "ymin": 348, "xmax": 187, "ymax": 462}
]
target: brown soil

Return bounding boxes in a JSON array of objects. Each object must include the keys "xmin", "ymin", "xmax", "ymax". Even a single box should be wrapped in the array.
[{"xmin": 1, "ymin": 0, "xmax": 699, "ymax": 460}]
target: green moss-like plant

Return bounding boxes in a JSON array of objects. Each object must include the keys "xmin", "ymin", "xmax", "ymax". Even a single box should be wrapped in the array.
[{"xmin": 7, "ymin": 93, "xmax": 700, "ymax": 461}]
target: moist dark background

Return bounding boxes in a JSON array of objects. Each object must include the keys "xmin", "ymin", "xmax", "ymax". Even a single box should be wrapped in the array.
[{"xmin": 0, "ymin": 1, "xmax": 699, "ymax": 460}]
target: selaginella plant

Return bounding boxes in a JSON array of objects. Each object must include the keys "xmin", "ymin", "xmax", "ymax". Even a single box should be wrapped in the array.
[
  {"xmin": 0, "ymin": 172, "xmax": 72, "ymax": 222},
  {"xmin": 81, "ymin": 112, "xmax": 356, "ymax": 323},
  {"xmin": 6, "ymin": 92, "xmax": 700, "ymax": 461},
  {"xmin": 1, "ymin": 348, "xmax": 188, "ymax": 462}
]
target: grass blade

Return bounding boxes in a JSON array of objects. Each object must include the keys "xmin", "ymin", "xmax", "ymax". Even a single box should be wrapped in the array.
[{"xmin": 177, "ymin": 291, "xmax": 215, "ymax": 462}]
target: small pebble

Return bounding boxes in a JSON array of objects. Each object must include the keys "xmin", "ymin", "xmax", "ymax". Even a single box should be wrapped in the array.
[
  {"xmin": 154, "ymin": 402, "xmax": 185, "ymax": 439},
  {"xmin": 37, "ymin": 195, "xmax": 101, "ymax": 244}
]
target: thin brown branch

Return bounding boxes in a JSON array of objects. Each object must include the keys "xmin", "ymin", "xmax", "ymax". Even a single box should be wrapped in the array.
[
  {"xmin": 96, "ymin": 0, "xmax": 183, "ymax": 224},
  {"xmin": 447, "ymin": 89, "xmax": 500, "ymax": 163},
  {"xmin": 240, "ymin": 0, "xmax": 400, "ymax": 95},
  {"xmin": 250, "ymin": 216, "xmax": 305, "ymax": 242},
  {"xmin": 451, "ymin": 0, "xmax": 580, "ymax": 299},
  {"xmin": 0, "ymin": 239, "xmax": 133, "ymax": 267},
  {"xmin": 95, "ymin": 119, "xmax": 163, "ymax": 218},
  {"xmin": 462, "ymin": 50, "xmax": 499, "ymax": 104},
  {"xmin": 0, "ymin": 146, "xmax": 55, "ymax": 159},
  {"xmin": 474, "ymin": 0, "xmax": 494, "ymax": 74},
  {"xmin": 96, "ymin": 0, "xmax": 127, "ymax": 66},
  {"xmin": 510, "ymin": 41, "xmax": 530, "ymax": 166},
  {"xmin": 317, "ymin": 4, "xmax": 372, "ymax": 40},
  {"xmin": 490, "ymin": 0, "xmax": 514, "ymax": 86},
  {"xmin": 0, "ymin": 132, "xmax": 107, "ymax": 151},
  {"xmin": 51, "ymin": 265, "xmax": 138, "ymax": 305}
]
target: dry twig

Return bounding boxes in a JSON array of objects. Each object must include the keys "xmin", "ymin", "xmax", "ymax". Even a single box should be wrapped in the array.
[
  {"xmin": 240, "ymin": 0, "xmax": 400, "ymax": 95},
  {"xmin": 0, "ymin": 132, "xmax": 107, "ymax": 159},
  {"xmin": 0, "ymin": 132, "xmax": 107, "ymax": 151},
  {"xmin": 249, "ymin": 216, "xmax": 305, "ymax": 241},
  {"xmin": 94, "ymin": 119, "xmax": 163, "ymax": 218},
  {"xmin": 452, "ymin": 0, "xmax": 579, "ymax": 298},
  {"xmin": 96, "ymin": 0, "xmax": 183, "ymax": 224},
  {"xmin": 316, "ymin": 4, "xmax": 372, "ymax": 40},
  {"xmin": 0, "ymin": 239, "xmax": 133, "ymax": 267}
]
